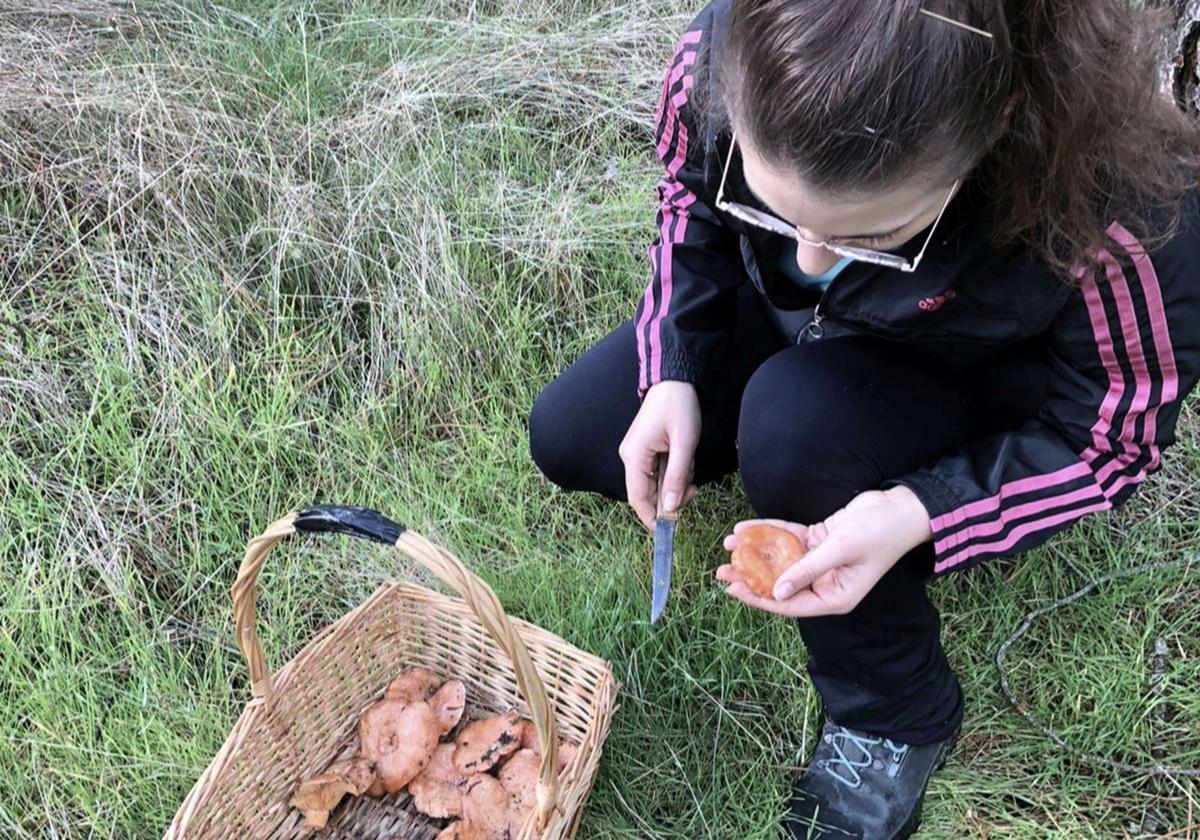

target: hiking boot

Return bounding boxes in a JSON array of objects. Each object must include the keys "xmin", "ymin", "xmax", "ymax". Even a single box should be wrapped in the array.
[{"xmin": 783, "ymin": 720, "xmax": 959, "ymax": 840}]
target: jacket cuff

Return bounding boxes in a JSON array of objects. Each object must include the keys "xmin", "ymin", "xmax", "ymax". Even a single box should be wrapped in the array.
[
  {"xmin": 639, "ymin": 351, "xmax": 710, "ymax": 397},
  {"xmin": 883, "ymin": 469, "xmax": 967, "ymax": 574}
]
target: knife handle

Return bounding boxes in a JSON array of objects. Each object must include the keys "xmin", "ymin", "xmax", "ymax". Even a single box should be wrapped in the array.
[{"xmin": 655, "ymin": 452, "xmax": 679, "ymax": 522}]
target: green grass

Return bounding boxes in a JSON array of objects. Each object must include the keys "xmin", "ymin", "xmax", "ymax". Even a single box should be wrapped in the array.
[{"xmin": 1, "ymin": 1, "xmax": 1198, "ymax": 837}]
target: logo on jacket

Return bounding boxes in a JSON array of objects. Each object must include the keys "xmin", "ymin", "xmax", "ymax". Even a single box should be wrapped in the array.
[{"xmin": 918, "ymin": 289, "xmax": 957, "ymax": 311}]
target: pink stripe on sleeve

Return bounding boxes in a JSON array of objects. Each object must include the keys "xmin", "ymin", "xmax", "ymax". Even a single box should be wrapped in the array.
[
  {"xmin": 637, "ymin": 31, "xmax": 704, "ymax": 392},
  {"xmin": 932, "ymin": 483, "xmax": 1105, "ymax": 556},
  {"xmin": 934, "ymin": 499, "xmax": 1112, "ymax": 573},
  {"xmin": 648, "ymin": 188, "xmax": 696, "ymax": 386},
  {"xmin": 1078, "ymin": 261, "xmax": 1126, "ymax": 456},
  {"xmin": 1085, "ymin": 247, "xmax": 1150, "ymax": 488},
  {"xmin": 1107, "ymin": 222, "xmax": 1180, "ymax": 461},
  {"xmin": 933, "ymin": 220, "xmax": 1180, "ymax": 573},
  {"xmin": 928, "ymin": 462, "xmax": 1092, "ymax": 533}
]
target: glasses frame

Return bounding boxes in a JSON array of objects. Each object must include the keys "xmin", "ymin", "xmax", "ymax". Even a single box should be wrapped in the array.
[{"xmin": 714, "ymin": 132, "xmax": 958, "ymax": 274}]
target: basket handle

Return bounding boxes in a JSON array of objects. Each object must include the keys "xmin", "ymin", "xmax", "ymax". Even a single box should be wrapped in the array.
[{"xmin": 230, "ymin": 505, "xmax": 561, "ymax": 828}]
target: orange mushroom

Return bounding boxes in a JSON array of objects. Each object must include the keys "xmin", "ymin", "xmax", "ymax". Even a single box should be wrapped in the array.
[
  {"xmin": 461, "ymin": 774, "xmax": 516, "ymax": 840},
  {"xmin": 288, "ymin": 757, "xmax": 376, "ymax": 829},
  {"xmin": 497, "ymin": 748, "xmax": 539, "ymax": 822},
  {"xmin": 433, "ymin": 822, "xmax": 487, "ymax": 840},
  {"xmin": 730, "ymin": 523, "xmax": 808, "ymax": 598},
  {"xmin": 514, "ymin": 718, "xmax": 580, "ymax": 776},
  {"xmin": 384, "ymin": 668, "xmax": 444, "ymax": 704},
  {"xmin": 409, "ymin": 743, "xmax": 470, "ymax": 818},
  {"xmin": 454, "ymin": 710, "xmax": 522, "ymax": 774},
  {"xmin": 360, "ymin": 680, "xmax": 467, "ymax": 792}
]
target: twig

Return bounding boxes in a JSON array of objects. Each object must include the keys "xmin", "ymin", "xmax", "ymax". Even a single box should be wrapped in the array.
[{"xmin": 996, "ymin": 552, "xmax": 1200, "ymax": 778}]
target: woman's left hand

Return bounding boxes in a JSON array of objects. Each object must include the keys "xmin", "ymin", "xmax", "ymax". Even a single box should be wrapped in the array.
[{"xmin": 716, "ymin": 487, "xmax": 933, "ymax": 618}]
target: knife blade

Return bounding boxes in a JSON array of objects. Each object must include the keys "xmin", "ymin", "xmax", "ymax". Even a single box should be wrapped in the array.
[{"xmin": 650, "ymin": 453, "xmax": 677, "ymax": 624}]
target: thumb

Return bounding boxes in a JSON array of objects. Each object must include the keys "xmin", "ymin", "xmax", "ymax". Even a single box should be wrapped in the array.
[
  {"xmin": 660, "ymin": 447, "xmax": 693, "ymax": 513},
  {"xmin": 772, "ymin": 537, "xmax": 850, "ymax": 600}
]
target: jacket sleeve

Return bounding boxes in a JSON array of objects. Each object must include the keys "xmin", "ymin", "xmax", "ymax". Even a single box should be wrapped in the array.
[
  {"xmin": 635, "ymin": 23, "xmax": 747, "ymax": 397},
  {"xmin": 893, "ymin": 210, "xmax": 1200, "ymax": 575}
]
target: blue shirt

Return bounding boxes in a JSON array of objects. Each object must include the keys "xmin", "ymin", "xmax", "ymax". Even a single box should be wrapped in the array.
[{"xmin": 778, "ymin": 251, "xmax": 852, "ymax": 292}]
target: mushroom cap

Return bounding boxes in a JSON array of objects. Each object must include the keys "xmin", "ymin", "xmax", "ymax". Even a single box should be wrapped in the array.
[
  {"xmin": 409, "ymin": 743, "xmax": 469, "ymax": 819},
  {"xmin": 512, "ymin": 719, "xmax": 580, "ymax": 776},
  {"xmin": 434, "ymin": 822, "xmax": 488, "ymax": 840},
  {"xmin": 358, "ymin": 699, "xmax": 440, "ymax": 792},
  {"xmin": 288, "ymin": 758, "xmax": 376, "ymax": 829},
  {"xmin": 431, "ymin": 679, "xmax": 467, "ymax": 734},
  {"xmin": 384, "ymin": 668, "xmax": 444, "ymax": 704},
  {"xmin": 516, "ymin": 719, "xmax": 538, "ymax": 752},
  {"xmin": 366, "ymin": 775, "xmax": 387, "ymax": 798},
  {"xmin": 454, "ymin": 710, "xmax": 522, "ymax": 774},
  {"xmin": 554, "ymin": 739, "xmax": 579, "ymax": 776},
  {"xmin": 730, "ymin": 523, "xmax": 808, "ymax": 598},
  {"xmin": 497, "ymin": 748, "xmax": 539, "ymax": 821},
  {"xmin": 326, "ymin": 757, "xmax": 377, "ymax": 792},
  {"xmin": 461, "ymin": 774, "xmax": 515, "ymax": 840}
]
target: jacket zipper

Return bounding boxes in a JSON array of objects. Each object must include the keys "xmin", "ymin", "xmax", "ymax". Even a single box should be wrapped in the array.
[{"xmin": 798, "ymin": 272, "xmax": 845, "ymax": 343}]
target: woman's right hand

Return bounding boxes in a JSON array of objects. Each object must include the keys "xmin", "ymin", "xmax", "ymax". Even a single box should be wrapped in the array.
[{"xmin": 618, "ymin": 380, "xmax": 701, "ymax": 530}]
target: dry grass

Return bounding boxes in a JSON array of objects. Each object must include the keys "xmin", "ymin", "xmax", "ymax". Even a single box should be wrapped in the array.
[{"xmin": 1, "ymin": 1, "xmax": 1198, "ymax": 837}]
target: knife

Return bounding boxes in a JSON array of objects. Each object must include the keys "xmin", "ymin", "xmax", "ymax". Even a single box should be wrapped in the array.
[{"xmin": 650, "ymin": 452, "xmax": 677, "ymax": 624}]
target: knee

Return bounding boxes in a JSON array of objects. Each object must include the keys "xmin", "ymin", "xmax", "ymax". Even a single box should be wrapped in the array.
[
  {"xmin": 737, "ymin": 347, "xmax": 877, "ymax": 522},
  {"xmin": 528, "ymin": 377, "xmax": 624, "ymax": 498},
  {"xmin": 528, "ymin": 381, "xmax": 575, "ymax": 490}
]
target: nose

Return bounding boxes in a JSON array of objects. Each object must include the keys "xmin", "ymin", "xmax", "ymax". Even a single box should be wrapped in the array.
[{"xmin": 794, "ymin": 240, "xmax": 842, "ymax": 277}]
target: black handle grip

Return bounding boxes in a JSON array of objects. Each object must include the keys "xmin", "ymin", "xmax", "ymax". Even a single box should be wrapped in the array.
[{"xmin": 293, "ymin": 505, "xmax": 405, "ymax": 545}]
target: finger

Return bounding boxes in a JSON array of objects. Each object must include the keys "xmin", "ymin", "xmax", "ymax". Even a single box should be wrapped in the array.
[
  {"xmin": 722, "ymin": 533, "xmax": 739, "ymax": 552},
  {"xmin": 732, "ymin": 518, "xmax": 809, "ymax": 542},
  {"xmin": 660, "ymin": 448, "xmax": 694, "ymax": 514},
  {"xmin": 623, "ymin": 458, "xmax": 657, "ymax": 531},
  {"xmin": 714, "ymin": 563, "xmax": 745, "ymax": 584},
  {"xmin": 772, "ymin": 540, "xmax": 850, "ymax": 600},
  {"xmin": 681, "ymin": 483, "xmax": 699, "ymax": 507},
  {"xmin": 807, "ymin": 522, "xmax": 829, "ymax": 549},
  {"xmin": 723, "ymin": 580, "xmax": 837, "ymax": 618}
]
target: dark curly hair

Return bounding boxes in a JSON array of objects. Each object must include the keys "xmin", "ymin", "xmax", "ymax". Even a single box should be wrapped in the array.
[{"xmin": 716, "ymin": 0, "xmax": 1200, "ymax": 277}]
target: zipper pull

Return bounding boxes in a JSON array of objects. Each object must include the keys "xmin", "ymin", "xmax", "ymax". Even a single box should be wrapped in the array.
[{"xmin": 799, "ymin": 306, "xmax": 825, "ymax": 343}]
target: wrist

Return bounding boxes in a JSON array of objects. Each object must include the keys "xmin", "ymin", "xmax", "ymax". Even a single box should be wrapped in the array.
[{"xmin": 884, "ymin": 485, "xmax": 933, "ymax": 550}]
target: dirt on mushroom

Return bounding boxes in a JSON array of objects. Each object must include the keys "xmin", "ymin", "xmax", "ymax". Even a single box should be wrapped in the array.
[{"xmin": 454, "ymin": 710, "xmax": 522, "ymax": 774}]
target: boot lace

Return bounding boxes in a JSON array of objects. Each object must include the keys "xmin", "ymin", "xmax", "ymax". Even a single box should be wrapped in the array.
[{"xmin": 823, "ymin": 726, "xmax": 910, "ymax": 788}]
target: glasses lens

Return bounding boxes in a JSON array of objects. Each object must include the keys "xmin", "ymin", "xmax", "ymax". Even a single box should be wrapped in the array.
[
  {"xmin": 723, "ymin": 202, "xmax": 797, "ymax": 237},
  {"xmin": 828, "ymin": 244, "xmax": 912, "ymax": 271}
]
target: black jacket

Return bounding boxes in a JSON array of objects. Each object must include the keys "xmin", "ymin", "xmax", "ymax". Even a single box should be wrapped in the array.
[{"xmin": 634, "ymin": 0, "xmax": 1200, "ymax": 575}]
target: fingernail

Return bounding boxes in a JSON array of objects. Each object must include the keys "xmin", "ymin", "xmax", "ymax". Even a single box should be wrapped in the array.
[
  {"xmin": 663, "ymin": 491, "xmax": 679, "ymax": 511},
  {"xmin": 773, "ymin": 582, "xmax": 795, "ymax": 600}
]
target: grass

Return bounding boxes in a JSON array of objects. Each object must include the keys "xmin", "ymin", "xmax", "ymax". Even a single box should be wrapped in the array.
[{"xmin": 0, "ymin": 0, "xmax": 1198, "ymax": 837}]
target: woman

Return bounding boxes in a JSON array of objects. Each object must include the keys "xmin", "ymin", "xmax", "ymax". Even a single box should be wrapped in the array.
[{"xmin": 529, "ymin": 1, "xmax": 1200, "ymax": 837}]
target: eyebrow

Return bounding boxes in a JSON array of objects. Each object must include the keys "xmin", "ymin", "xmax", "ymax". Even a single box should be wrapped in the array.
[{"xmin": 741, "ymin": 178, "xmax": 917, "ymax": 241}]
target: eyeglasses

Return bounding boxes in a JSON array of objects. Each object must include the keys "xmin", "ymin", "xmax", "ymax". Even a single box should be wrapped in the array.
[{"xmin": 714, "ymin": 132, "xmax": 958, "ymax": 274}]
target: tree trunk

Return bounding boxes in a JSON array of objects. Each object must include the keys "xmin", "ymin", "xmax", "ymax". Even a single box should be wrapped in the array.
[{"xmin": 1158, "ymin": 0, "xmax": 1200, "ymax": 115}]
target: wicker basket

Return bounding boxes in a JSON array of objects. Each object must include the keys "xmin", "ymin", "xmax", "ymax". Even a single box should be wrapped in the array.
[{"xmin": 165, "ymin": 505, "xmax": 618, "ymax": 840}]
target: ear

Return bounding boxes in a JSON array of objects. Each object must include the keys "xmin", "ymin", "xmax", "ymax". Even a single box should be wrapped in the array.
[{"xmin": 432, "ymin": 680, "xmax": 466, "ymax": 732}]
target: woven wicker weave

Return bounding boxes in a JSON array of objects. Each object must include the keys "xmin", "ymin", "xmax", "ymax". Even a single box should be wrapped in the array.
[{"xmin": 165, "ymin": 506, "xmax": 618, "ymax": 840}]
